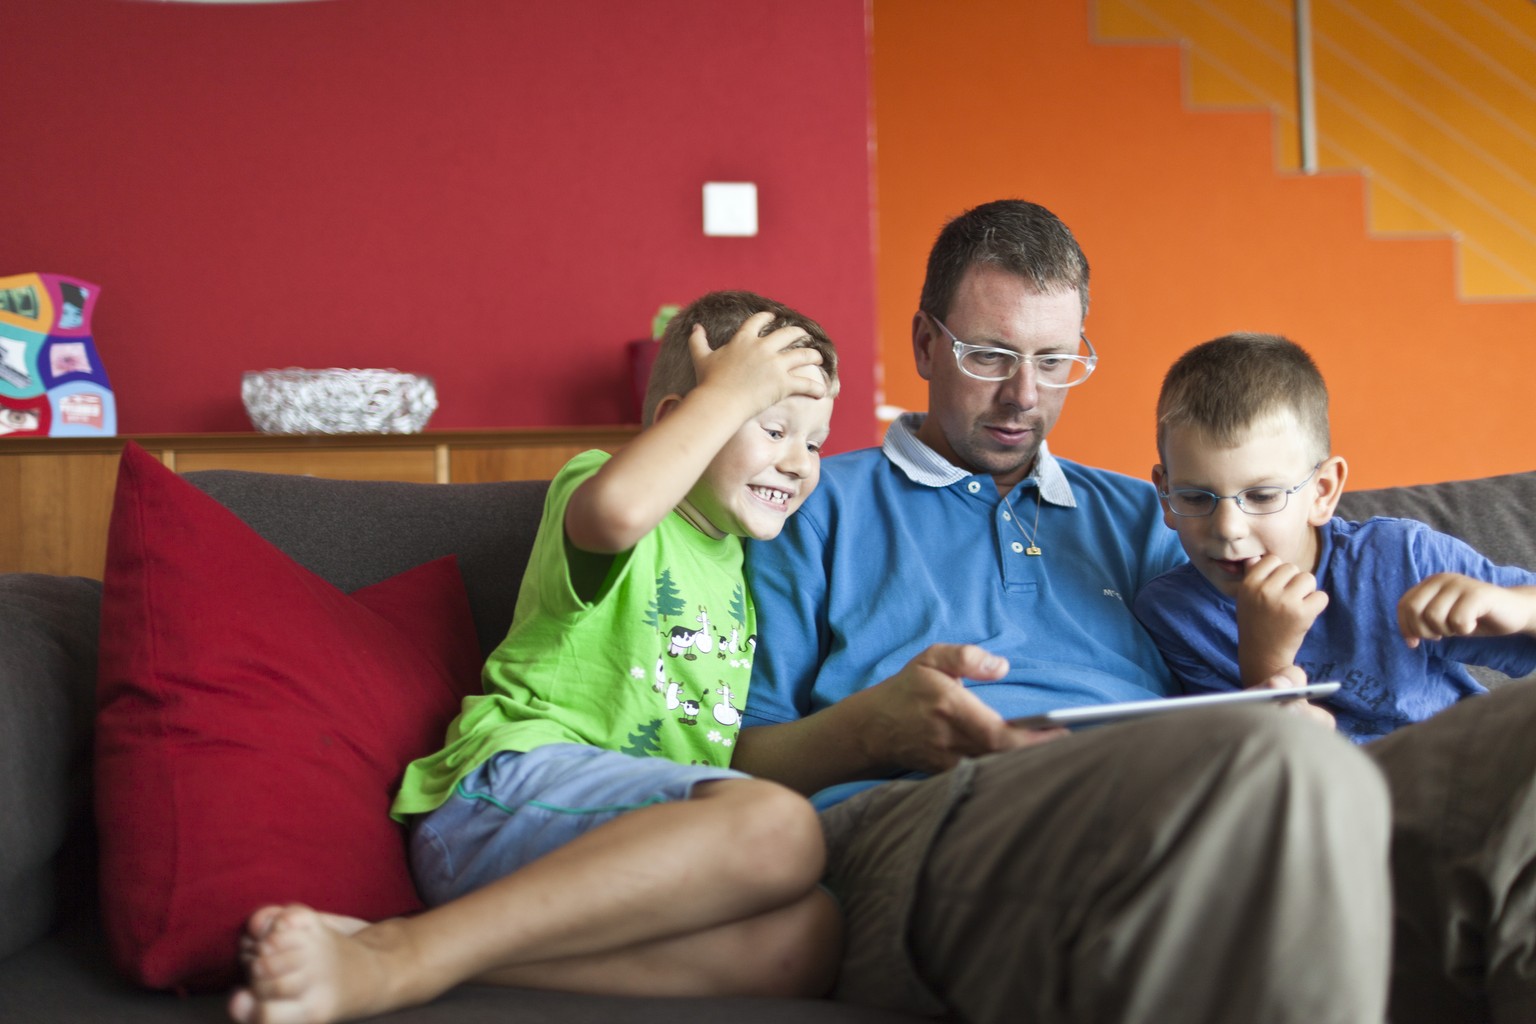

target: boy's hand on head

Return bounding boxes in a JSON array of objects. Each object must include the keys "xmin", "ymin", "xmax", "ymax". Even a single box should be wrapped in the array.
[
  {"xmin": 1397, "ymin": 574, "xmax": 1536, "ymax": 648},
  {"xmin": 688, "ymin": 313, "xmax": 828, "ymax": 414},
  {"xmin": 1236, "ymin": 555, "xmax": 1329, "ymax": 686}
]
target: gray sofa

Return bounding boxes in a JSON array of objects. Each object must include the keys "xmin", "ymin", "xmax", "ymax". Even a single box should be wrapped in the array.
[{"xmin": 2, "ymin": 464, "xmax": 1533, "ymax": 1023}]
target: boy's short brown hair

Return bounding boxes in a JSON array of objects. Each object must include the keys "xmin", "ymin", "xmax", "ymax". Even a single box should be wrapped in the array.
[
  {"xmin": 1157, "ymin": 333, "xmax": 1330, "ymax": 463},
  {"xmin": 641, "ymin": 290, "xmax": 838, "ymax": 426}
]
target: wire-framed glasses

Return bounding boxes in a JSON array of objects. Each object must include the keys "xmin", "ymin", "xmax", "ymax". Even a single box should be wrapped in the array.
[
  {"xmin": 923, "ymin": 311, "xmax": 1097, "ymax": 388},
  {"xmin": 1160, "ymin": 462, "xmax": 1324, "ymax": 518}
]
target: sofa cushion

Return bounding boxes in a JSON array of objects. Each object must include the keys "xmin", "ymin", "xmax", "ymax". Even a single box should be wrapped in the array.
[
  {"xmin": 0, "ymin": 574, "xmax": 101, "ymax": 963},
  {"xmin": 94, "ymin": 443, "xmax": 481, "ymax": 991}
]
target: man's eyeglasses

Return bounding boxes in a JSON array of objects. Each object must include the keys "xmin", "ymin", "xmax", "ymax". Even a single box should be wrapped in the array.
[
  {"xmin": 1160, "ymin": 462, "xmax": 1324, "ymax": 518},
  {"xmin": 923, "ymin": 311, "xmax": 1097, "ymax": 388}
]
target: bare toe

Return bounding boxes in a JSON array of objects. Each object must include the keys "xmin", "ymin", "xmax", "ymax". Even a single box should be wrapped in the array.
[{"xmin": 227, "ymin": 986, "xmax": 257, "ymax": 1023}]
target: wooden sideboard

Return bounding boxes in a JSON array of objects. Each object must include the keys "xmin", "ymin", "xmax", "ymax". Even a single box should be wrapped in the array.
[{"xmin": 0, "ymin": 427, "xmax": 637, "ymax": 579}]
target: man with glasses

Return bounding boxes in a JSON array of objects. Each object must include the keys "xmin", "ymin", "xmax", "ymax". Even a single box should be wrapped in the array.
[
  {"xmin": 1137, "ymin": 332, "xmax": 1536, "ymax": 744},
  {"xmin": 735, "ymin": 200, "xmax": 1393, "ymax": 1024}
]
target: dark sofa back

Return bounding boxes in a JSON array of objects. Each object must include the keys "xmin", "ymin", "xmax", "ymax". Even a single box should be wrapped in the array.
[
  {"xmin": 181, "ymin": 467, "xmax": 1536, "ymax": 661},
  {"xmin": 185, "ymin": 471, "xmax": 550, "ymax": 657},
  {"xmin": 1335, "ymin": 470, "xmax": 1536, "ymax": 573}
]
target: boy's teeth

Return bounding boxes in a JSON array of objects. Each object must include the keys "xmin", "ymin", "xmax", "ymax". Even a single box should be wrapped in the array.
[{"xmin": 751, "ymin": 486, "xmax": 789, "ymax": 505}]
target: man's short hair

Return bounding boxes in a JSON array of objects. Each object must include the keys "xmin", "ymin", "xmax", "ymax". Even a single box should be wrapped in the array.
[
  {"xmin": 1156, "ymin": 333, "xmax": 1331, "ymax": 464},
  {"xmin": 919, "ymin": 199, "xmax": 1090, "ymax": 322},
  {"xmin": 641, "ymin": 290, "xmax": 838, "ymax": 426}
]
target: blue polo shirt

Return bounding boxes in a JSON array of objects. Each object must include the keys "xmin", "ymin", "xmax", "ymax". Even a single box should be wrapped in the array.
[{"xmin": 743, "ymin": 414, "xmax": 1186, "ymax": 803}]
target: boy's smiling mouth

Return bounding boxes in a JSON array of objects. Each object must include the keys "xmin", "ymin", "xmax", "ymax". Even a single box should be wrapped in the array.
[{"xmin": 750, "ymin": 485, "xmax": 793, "ymax": 508}]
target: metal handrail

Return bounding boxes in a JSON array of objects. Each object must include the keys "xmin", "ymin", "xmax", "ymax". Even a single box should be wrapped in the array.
[{"xmin": 1294, "ymin": 0, "xmax": 1317, "ymax": 174}]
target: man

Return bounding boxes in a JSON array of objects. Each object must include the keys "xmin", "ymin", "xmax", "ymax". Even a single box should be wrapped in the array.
[{"xmin": 738, "ymin": 199, "xmax": 1396, "ymax": 1024}]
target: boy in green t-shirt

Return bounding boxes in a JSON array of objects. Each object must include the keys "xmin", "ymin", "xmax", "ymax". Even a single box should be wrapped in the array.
[{"xmin": 231, "ymin": 291, "xmax": 840, "ymax": 1023}]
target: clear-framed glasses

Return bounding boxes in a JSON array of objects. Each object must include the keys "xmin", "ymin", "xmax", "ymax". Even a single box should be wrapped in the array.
[
  {"xmin": 923, "ymin": 311, "xmax": 1097, "ymax": 388},
  {"xmin": 1160, "ymin": 462, "xmax": 1324, "ymax": 518}
]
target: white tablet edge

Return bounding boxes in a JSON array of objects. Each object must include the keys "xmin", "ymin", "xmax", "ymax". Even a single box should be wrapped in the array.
[{"xmin": 1009, "ymin": 681, "xmax": 1342, "ymax": 730}]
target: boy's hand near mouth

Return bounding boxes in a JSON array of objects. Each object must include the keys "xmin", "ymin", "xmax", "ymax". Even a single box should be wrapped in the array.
[{"xmin": 1237, "ymin": 554, "xmax": 1330, "ymax": 688}]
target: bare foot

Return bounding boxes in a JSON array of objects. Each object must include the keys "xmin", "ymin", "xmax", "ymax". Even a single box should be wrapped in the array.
[
  {"xmin": 238, "ymin": 905, "xmax": 368, "ymax": 967},
  {"xmin": 227, "ymin": 904, "xmax": 415, "ymax": 1024}
]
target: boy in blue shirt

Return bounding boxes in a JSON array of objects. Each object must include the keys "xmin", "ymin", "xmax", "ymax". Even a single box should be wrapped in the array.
[
  {"xmin": 231, "ymin": 291, "xmax": 841, "ymax": 1023},
  {"xmin": 1135, "ymin": 332, "xmax": 1536, "ymax": 742}
]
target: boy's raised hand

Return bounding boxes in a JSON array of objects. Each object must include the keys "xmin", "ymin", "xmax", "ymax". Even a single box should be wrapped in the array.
[
  {"xmin": 1236, "ymin": 555, "xmax": 1330, "ymax": 687},
  {"xmin": 689, "ymin": 313, "xmax": 828, "ymax": 415},
  {"xmin": 1397, "ymin": 573, "xmax": 1536, "ymax": 649}
]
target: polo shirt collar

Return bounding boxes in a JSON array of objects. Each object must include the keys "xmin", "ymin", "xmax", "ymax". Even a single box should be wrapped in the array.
[{"xmin": 882, "ymin": 412, "xmax": 1077, "ymax": 507}]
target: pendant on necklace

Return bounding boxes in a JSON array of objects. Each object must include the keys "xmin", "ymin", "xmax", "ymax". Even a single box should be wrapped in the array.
[{"xmin": 1002, "ymin": 489, "xmax": 1045, "ymax": 558}]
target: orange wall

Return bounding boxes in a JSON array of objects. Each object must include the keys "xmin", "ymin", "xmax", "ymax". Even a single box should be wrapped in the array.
[
  {"xmin": 1094, "ymin": 0, "xmax": 1536, "ymax": 300},
  {"xmin": 872, "ymin": 0, "xmax": 1536, "ymax": 489}
]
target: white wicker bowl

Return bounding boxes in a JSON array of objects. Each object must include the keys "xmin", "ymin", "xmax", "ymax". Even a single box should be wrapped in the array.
[{"xmin": 242, "ymin": 368, "xmax": 438, "ymax": 435}]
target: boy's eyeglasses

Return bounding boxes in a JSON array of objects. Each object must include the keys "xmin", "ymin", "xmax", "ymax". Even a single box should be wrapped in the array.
[
  {"xmin": 923, "ymin": 311, "xmax": 1097, "ymax": 388},
  {"xmin": 1160, "ymin": 462, "xmax": 1324, "ymax": 518}
]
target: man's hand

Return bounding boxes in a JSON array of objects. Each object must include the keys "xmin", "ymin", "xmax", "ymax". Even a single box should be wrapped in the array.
[
  {"xmin": 844, "ymin": 644, "xmax": 1056, "ymax": 775},
  {"xmin": 1237, "ymin": 555, "xmax": 1329, "ymax": 687},
  {"xmin": 1248, "ymin": 664, "xmax": 1336, "ymax": 730},
  {"xmin": 1397, "ymin": 574, "xmax": 1536, "ymax": 649},
  {"xmin": 689, "ymin": 313, "xmax": 828, "ymax": 415}
]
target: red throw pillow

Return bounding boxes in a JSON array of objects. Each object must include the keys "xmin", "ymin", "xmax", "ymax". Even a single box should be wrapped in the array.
[{"xmin": 95, "ymin": 442, "xmax": 481, "ymax": 992}]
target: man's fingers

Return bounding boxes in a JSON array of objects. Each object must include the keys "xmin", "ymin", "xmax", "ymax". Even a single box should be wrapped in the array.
[
  {"xmin": 913, "ymin": 643, "xmax": 1009, "ymax": 682},
  {"xmin": 945, "ymin": 684, "xmax": 1014, "ymax": 753}
]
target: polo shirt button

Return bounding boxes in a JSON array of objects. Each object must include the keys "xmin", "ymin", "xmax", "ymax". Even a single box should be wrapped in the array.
[
  {"xmin": 1011, "ymin": 541, "xmax": 1024, "ymax": 553},
  {"xmin": 1002, "ymin": 510, "xmax": 1012, "ymax": 521},
  {"xmin": 967, "ymin": 480, "xmax": 981, "ymax": 494}
]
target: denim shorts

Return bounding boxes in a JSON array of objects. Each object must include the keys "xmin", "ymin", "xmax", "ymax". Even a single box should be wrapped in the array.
[{"xmin": 408, "ymin": 744, "xmax": 746, "ymax": 907}]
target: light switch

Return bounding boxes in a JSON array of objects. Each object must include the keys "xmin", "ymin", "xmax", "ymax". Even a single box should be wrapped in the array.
[{"xmin": 702, "ymin": 182, "xmax": 758, "ymax": 237}]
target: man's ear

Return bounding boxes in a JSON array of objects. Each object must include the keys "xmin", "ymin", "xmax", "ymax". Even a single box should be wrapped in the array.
[
  {"xmin": 912, "ymin": 311, "xmax": 937, "ymax": 381},
  {"xmin": 1307, "ymin": 455, "xmax": 1349, "ymax": 525},
  {"xmin": 652, "ymin": 394, "xmax": 685, "ymax": 423},
  {"xmin": 1152, "ymin": 464, "xmax": 1177, "ymax": 529}
]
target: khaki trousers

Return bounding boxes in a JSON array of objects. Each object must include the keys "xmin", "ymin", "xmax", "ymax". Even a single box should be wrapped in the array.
[
  {"xmin": 820, "ymin": 705, "xmax": 1393, "ymax": 1024},
  {"xmin": 1370, "ymin": 680, "xmax": 1536, "ymax": 1024}
]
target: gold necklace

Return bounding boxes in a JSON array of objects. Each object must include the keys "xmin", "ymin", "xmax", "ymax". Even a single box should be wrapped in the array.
[{"xmin": 1001, "ymin": 489, "xmax": 1043, "ymax": 556}]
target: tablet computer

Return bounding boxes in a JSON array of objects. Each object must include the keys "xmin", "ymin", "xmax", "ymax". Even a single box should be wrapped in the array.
[{"xmin": 1009, "ymin": 682, "xmax": 1341, "ymax": 731}]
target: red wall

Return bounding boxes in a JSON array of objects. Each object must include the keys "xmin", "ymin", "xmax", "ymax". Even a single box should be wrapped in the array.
[{"xmin": 5, "ymin": 0, "xmax": 879, "ymax": 451}]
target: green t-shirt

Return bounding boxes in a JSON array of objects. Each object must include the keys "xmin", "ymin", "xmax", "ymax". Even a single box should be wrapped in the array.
[{"xmin": 391, "ymin": 450, "xmax": 758, "ymax": 819}]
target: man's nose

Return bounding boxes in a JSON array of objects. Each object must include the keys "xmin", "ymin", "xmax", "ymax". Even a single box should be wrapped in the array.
[{"xmin": 998, "ymin": 363, "xmax": 1039, "ymax": 408}]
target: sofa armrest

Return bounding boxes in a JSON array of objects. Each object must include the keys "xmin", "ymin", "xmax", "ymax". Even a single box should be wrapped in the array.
[{"xmin": 0, "ymin": 574, "xmax": 101, "ymax": 962}]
